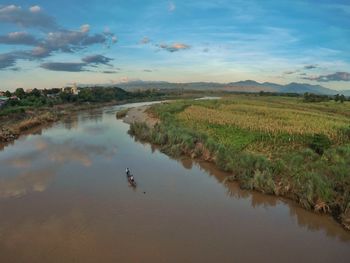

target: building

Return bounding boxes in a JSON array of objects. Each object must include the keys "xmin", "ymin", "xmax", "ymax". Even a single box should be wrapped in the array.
[
  {"xmin": 61, "ymin": 84, "xmax": 80, "ymax": 95},
  {"xmin": 72, "ymin": 84, "xmax": 79, "ymax": 95},
  {"xmin": 0, "ymin": 91, "xmax": 5, "ymax": 96}
]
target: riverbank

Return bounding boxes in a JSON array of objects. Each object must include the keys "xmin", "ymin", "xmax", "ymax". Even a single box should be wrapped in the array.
[
  {"xmin": 0, "ymin": 101, "xmax": 121, "ymax": 143},
  {"xmin": 122, "ymin": 105, "xmax": 159, "ymax": 128},
  {"xmin": 0, "ymin": 89, "xmax": 207, "ymax": 143},
  {"xmin": 124, "ymin": 97, "xmax": 350, "ymax": 230},
  {"xmin": 0, "ymin": 98, "xmax": 163, "ymax": 143}
]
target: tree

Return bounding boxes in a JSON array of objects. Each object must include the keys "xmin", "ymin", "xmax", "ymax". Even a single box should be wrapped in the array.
[
  {"xmin": 77, "ymin": 88, "xmax": 94, "ymax": 102},
  {"xmin": 14, "ymin": 88, "xmax": 25, "ymax": 99},
  {"xmin": 5, "ymin": 90, "xmax": 11, "ymax": 97},
  {"xmin": 334, "ymin": 94, "xmax": 340, "ymax": 102},
  {"xmin": 304, "ymin": 92, "xmax": 330, "ymax": 103},
  {"xmin": 31, "ymin": 88, "xmax": 41, "ymax": 97},
  {"xmin": 340, "ymin": 94, "xmax": 345, "ymax": 103}
]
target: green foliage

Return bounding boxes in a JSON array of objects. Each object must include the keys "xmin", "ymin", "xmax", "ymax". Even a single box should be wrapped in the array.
[
  {"xmin": 335, "ymin": 94, "xmax": 346, "ymax": 103},
  {"xmin": 308, "ymin": 133, "xmax": 331, "ymax": 155},
  {"xmin": 303, "ymin": 92, "xmax": 330, "ymax": 102},
  {"xmin": 0, "ymin": 106, "xmax": 26, "ymax": 116},
  {"xmin": 5, "ymin": 90, "xmax": 11, "ymax": 97},
  {"xmin": 1, "ymin": 86, "xmax": 168, "ymax": 114},
  {"xmin": 31, "ymin": 88, "xmax": 41, "ymax": 97},
  {"xmin": 116, "ymin": 108, "xmax": 129, "ymax": 119},
  {"xmin": 60, "ymin": 92, "xmax": 77, "ymax": 103},
  {"xmin": 14, "ymin": 88, "xmax": 25, "ymax": 99}
]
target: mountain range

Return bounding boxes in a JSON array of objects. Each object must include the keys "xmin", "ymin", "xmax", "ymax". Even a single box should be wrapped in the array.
[{"xmin": 118, "ymin": 80, "xmax": 350, "ymax": 96}]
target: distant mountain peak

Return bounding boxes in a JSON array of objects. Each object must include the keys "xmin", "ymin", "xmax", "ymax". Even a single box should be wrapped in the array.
[{"xmin": 117, "ymin": 79, "xmax": 344, "ymax": 95}]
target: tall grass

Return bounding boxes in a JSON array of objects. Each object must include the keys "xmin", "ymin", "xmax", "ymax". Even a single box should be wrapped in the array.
[
  {"xmin": 178, "ymin": 103, "xmax": 349, "ymax": 141},
  {"xmin": 116, "ymin": 108, "xmax": 129, "ymax": 119}
]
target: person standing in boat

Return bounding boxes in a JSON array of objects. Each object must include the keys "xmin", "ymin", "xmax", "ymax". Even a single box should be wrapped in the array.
[{"xmin": 126, "ymin": 168, "xmax": 130, "ymax": 176}]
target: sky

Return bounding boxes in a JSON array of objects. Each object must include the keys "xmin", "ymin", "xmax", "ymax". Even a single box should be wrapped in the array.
[{"xmin": 0, "ymin": 0, "xmax": 350, "ymax": 91}]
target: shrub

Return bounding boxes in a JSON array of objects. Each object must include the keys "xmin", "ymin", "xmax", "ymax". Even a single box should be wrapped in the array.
[
  {"xmin": 116, "ymin": 108, "xmax": 129, "ymax": 119},
  {"xmin": 308, "ymin": 134, "xmax": 331, "ymax": 155}
]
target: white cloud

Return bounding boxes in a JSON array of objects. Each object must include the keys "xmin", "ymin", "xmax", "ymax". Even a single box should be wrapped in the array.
[
  {"xmin": 29, "ymin": 5, "xmax": 41, "ymax": 13},
  {"xmin": 80, "ymin": 24, "xmax": 90, "ymax": 33},
  {"xmin": 2, "ymin": 5, "xmax": 19, "ymax": 12},
  {"xmin": 158, "ymin": 42, "xmax": 190, "ymax": 52},
  {"xmin": 0, "ymin": 31, "xmax": 39, "ymax": 45},
  {"xmin": 0, "ymin": 4, "xmax": 57, "ymax": 29}
]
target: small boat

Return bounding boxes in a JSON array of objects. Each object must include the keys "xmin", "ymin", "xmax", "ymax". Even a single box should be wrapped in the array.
[
  {"xmin": 126, "ymin": 170, "xmax": 136, "ymax": 187},
  {"xmin": 128, "ymin": 176, "xmax": 136, "ymax": 187}
]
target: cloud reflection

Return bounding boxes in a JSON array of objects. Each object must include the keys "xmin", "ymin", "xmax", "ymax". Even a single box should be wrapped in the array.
[
  {"xmin": 0, "ymin": 168, "xmax": 54, "ymax": 198},
  {"xmin": 2, "ymin": 137, "xmax": 117, "ymax": 169},
  {"xmin": 47, "ymin": 139, "xmax": 117, "ymax": 166}
]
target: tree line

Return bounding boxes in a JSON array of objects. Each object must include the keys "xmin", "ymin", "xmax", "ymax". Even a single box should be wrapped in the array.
[{"xmin": 0, "ymin": 86, "xmax": 166, "ymax": 115}]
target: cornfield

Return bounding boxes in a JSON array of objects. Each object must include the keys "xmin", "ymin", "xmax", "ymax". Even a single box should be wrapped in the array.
[{"xmin": 177, "ymin": 97, "xmax": 350, "ymax": 142}]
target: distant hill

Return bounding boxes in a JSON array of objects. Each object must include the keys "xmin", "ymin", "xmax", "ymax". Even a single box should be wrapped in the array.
[
  {"xmin": 117, "ymin": 80, "xmax": 348, "ymax": 95},
  {"xmin": 279, "ymin": 82, "xmax": 336, "ymax": 95}
]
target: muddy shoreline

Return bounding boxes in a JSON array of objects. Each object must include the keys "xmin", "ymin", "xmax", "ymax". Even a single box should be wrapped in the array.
[{"xmin": 122, "ymin": 105, "xmax": 158, "ymax": 127}]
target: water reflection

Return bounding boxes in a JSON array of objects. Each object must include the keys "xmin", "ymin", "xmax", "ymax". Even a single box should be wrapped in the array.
[
  {"xmin": 1, "ymin": 137, "xmax": 117, "ymax": 170},
  {"xmin": 174, "ymin": 157, "xmax": 350, "ymax": 241},
  {"xmin": 62, "ymin": 115, "xmax": 79, "ymax": 130},
  {"xmin": 83, "ymin": 124, "xmax": 109, "ymax": 135},
  {"xmin": 46, "ymin": 139, "xmax": 116, "ymax": 166},
  {"xmin": 0, "ymin": 136, "xmax": 117, "ymax": 201},
  {"xmin": 0, "ymin": 168, "xmax": 55, "ymax": 198},
  {"xmin": 6, "ymin": 150, "xmax": 41, "ymax": 168}
]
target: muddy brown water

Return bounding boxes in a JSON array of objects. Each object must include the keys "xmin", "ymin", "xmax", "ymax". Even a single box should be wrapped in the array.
[{"xmin": 0, "ymin": 102, "xmax": 349, "ymax": 263}]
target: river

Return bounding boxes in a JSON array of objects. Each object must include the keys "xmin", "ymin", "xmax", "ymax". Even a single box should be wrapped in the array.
[{"xmin": 0, "ymin": 101, "xmax": 349, "ymax": 263}]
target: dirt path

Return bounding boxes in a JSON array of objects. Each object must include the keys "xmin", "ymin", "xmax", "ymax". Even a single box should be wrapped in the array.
[{"xmin": 123, "ymin": 105, "xmax": 159, "ymax": 127}]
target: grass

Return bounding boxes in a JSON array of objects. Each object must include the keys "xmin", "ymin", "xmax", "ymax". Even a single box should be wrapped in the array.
[
  {"xmin": 0, "ymin": 106, "xmax": 27, "ymax": 116},
  {"xmin": 12, "ymin": 112, "xmax": 57, "ymax": 133},
  {"xmin": 129, "ymin": 95, "xmax": 350, "ymax": 230},
  {"xmin": 0, "ymin": 109, "xmax": 58, "ymax": 142},
  {"xmin": 116, "ymin": 108, "xmax": 129, "ymax": 119}
]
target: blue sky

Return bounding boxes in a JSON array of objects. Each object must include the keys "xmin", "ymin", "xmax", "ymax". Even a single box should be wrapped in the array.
[{"xmin": 0, "ymin": 0, "xmax": 350, "ymax": 91}]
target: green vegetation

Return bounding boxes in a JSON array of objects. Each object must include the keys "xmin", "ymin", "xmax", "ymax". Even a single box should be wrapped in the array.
[
  {"xmin": 0, "ymin": 106, "xmax": 26, "ymax": 116},
  {"xmin": 1, "ymin": 86, "xmax": 167, "ymax": 111},
  {"xmin": 116, "ymin": 108, "xmax": 129, "ymax": 119},
  {"xmin": 0, "ymin": 86, "xmax": 208, "ymax": 143},
  {"xmin": 0, "ymin": 86, "xmax": 182, "ymax": 143},
  {"xmin": 129, "ymin": 95, "xmax": 350, "ymax": 229}
]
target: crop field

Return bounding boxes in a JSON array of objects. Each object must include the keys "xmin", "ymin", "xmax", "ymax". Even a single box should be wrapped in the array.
[{"xmin": 175, "ymin": 96, "xmax": 350, "ymax": 155}]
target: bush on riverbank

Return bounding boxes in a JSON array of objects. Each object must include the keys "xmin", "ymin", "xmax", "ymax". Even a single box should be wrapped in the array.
[
  {"xmin": 116, "ymin": 108, "xmax": 129, "ymax": 119},
  {"xmin": 14, "ymin": 112, "xmax": 57, "ymax": 132}
]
